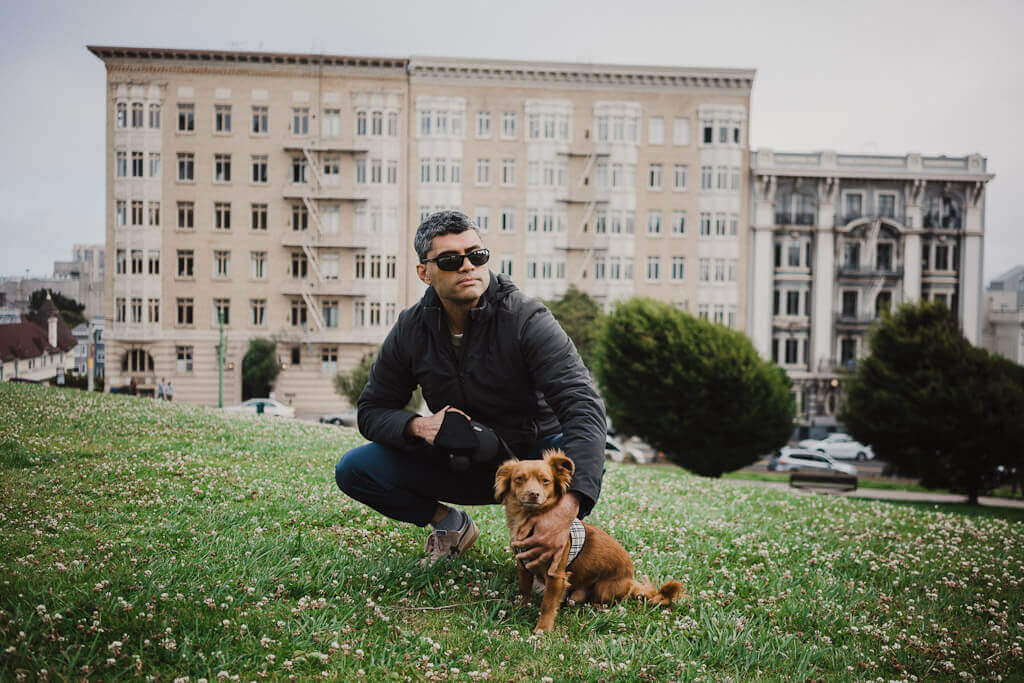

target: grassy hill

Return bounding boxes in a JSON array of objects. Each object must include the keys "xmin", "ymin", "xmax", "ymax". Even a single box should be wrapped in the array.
[{"xmin": 1, "ymin": 382, "xmax": 1022, "ymax": 680}]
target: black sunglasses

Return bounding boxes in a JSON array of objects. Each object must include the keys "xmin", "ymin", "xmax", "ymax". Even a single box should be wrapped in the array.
[{"xmin": 422, "ymin": 248, "xmax": 490, "ymax": 272}]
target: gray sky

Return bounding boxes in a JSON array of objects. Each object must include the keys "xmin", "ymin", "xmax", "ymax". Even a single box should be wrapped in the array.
[{"xmin": 1, "ymin": 0, "xmax": 1020, "ymax": 283}]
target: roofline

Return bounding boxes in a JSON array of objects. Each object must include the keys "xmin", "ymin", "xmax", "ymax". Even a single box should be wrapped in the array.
[
  {"xmin": 409, "ymin": 55, "xmax": 756, "ymax": 80},
  {"xmin": 87, "ymin": 45, "xmax": 409, "ymax": 70}
]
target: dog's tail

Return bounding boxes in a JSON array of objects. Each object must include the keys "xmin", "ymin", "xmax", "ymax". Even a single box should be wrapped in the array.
[{"xmin": 631, "ymin": 578, "xmax": 685, "ymax": 606}]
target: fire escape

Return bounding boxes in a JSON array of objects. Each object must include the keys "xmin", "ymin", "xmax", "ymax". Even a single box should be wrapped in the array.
[{"xmin": 556, "ymin": 147, "xmax": 610, "ymax": 282}]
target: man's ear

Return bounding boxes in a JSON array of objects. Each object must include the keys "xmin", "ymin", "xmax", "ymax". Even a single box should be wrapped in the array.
[
  {"xmin": 494, "ymin": 459, "xmax": 519, "ymax": 502},
  {"xmin": 416, "ymin": 262, "xmax": 430, "ymax": 286},
  {"xmin": 542, "ymin": 450, "xmax": 575, "ymax": 493}
]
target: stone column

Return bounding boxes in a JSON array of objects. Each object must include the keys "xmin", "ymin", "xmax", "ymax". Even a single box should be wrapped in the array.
[
  {"xmin": 902, "ymin": 233, "xmax": 921, "ymax": 302},
  {"xmin": 750, "ymin": 173, "xmax": 776, "ymax": 358},
  {"xmin": 812, "ymin": 226, "xmax": 835, "ymax": 371}
]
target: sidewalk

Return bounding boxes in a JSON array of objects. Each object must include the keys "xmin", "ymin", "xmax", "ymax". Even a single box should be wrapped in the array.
[{"xmin": 728, "ymin": 478, "xmax": 1024, "ymax": 509}]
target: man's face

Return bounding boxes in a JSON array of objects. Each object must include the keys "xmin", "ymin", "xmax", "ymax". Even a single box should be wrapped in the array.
[{"xmin": 416, "ymin": 230, "xmax": 490, "ymax": 306}]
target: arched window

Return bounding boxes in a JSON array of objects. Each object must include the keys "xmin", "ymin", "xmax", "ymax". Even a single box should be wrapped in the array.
[{"xmin": 121, "ymin": 349, "xmax": 154, "ymax": 373}]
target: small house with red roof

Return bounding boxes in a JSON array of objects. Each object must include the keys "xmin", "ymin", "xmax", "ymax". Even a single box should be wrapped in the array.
[{"xmin": 0, "ymin": 293, "xmax": 76, "ymax": 382}]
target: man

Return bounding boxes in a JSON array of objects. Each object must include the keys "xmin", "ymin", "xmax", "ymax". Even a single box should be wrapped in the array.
[
  {"xmin": 335, "ymin": 210, "xmax": 606, "ymax": 569},
  {"xmin": 156, "ymin": 377, "xmax": 166, "ymax": 401}
]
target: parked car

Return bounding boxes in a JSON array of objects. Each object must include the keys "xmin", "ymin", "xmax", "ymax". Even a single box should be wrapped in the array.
[
  {"xmin": 774, "ymin": 447, "xmax": 857, "ymax": 476},
  {"xmin": 797, "ymin": 433, "xmax": 874, "ymax": 461},
  {"xmin": 224, "ymin": 398, "xmax": 295, "ymax": 418},
  {"xmin": 320, "ymin": 409, "xmax": 358, "ymax": 427}
]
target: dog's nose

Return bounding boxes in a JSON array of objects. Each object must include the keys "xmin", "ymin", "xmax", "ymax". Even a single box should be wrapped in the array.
[{"xmin": 525, "ymin": 492, "xmax": 540, "ymax": 502}]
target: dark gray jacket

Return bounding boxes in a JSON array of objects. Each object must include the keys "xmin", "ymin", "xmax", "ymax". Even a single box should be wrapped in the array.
[{"xmin": 357, "ymin": 272, "xmax": 606, "ymax": 515}]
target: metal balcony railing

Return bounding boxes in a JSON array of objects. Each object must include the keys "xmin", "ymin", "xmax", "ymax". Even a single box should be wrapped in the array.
[
  {"xmin": 775, "ymin": 212, "xmax": 816, "ymax": 226},
  {"xmin": 837, "ymin": 265, "xmax": 904, "ymax": 278}
]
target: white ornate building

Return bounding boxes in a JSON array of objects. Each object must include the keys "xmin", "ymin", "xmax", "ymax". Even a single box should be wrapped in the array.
[
  {"xmin": 748, "ymin": 150, "xmax": 994, "ymax": 427},
  {"xmin": 982, "ymin": 265, "xmax": 1024, "ymax": 364}
]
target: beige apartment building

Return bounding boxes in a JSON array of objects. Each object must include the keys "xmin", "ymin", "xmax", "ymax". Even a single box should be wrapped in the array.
[{"xmin": 90, "ymin": 46, "xmax": 753, "ymax": 413}]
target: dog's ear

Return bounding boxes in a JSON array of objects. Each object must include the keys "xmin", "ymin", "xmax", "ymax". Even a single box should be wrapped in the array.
[
  {"xmin": 494, "ymin": 459, "xmax": 519, "ymax": 502},
  {"xmin": 543, "ymin": 450, "xmax": 575, "ymax": 493}
]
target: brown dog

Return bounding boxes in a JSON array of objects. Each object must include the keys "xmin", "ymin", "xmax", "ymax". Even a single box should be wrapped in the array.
[{"xmin": 494, "ymin": 449, "xmax": 684, "ymax": 633}]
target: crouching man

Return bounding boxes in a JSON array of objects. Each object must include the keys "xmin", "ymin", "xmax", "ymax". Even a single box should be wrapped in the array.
[{"xmin": 334, "ymin": 210, "xmax": 606, "ymax": 570}]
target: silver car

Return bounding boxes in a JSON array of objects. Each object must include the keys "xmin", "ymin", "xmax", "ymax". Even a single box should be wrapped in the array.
[{"xmin": 775, "ymin": 447, "xmax": 857, "ymax": 476}]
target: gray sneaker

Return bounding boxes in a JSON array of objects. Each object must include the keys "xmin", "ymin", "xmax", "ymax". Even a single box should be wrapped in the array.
[{"xmin": 421, "ymin": 515, "xmax": 480, "ymax": 567}]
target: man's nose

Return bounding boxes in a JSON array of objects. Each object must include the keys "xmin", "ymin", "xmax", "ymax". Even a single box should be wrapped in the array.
[{"xmin": 458, "ymin": 255, "xmax": 475, "ymax": 271}]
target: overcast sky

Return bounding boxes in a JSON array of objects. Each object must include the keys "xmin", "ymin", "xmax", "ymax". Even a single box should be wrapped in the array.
[{"xmin": 1, "ymin": 0, "xmax": 1020, "ymax": 283}]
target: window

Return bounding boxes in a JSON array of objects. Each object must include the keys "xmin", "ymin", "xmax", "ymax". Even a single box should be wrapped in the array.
[
  {"xmin": 252, "ymin": 106, "xmax": 268, "ymax": 134},
  {"xmin": 844, "ymin": 193, "xmax": 863, "ymax": 220},
  {"xmin": 214, "ymin": 250, "xmax": 231, "ymax": 279},
  {"xmin": 214, "ymin": 299, "xmax": 230, "ymax": 326},
  {"xmin": 356, "ymin": 110, "xmax": 367, "ymax": 136},
  {"xmin": 322, "ymin": 108, "xmax": 341, "ymax": 137},
  {"xmin": 130, "ymin": 249, "xmax": 143, "ymax": 274},
  {"xmin": 647, "ymin": 211, "xmax": 662, "ymax": 235},
  {"xmin": 371, "ymin": 110, "xmax": 383, "ymax": 136},
  {"xmin": 729, "ymin": 214, "xmax": 738, "ymax": 236},
  {"xmin": 290, "ymin": 346, "xmax": 302, "ymax": 366},
  {"xmin": 176, "ymin": 250, "xmax": 194, "ymax": 278},
  {"xmin": 116, "ymin": 102, "xmax": 128, "ymax": 128},
  {"xmin": 292, "ymin": 156, "xmax": 307, "ymax": 184},
  {"xmin": 177, "ymin": 103, "xmax": 194, "ymax": 132},
  {"xmin": 214, "ymin": 154, "xmax": 232, "ymax": 183},
  {"xmin": 251, "ymin": 155, "xmax": 268, "ymax": 184},
  {"xmin": 648, "ymin": 117, "xmax": 664, "ymax": 145},
  {"xmin": 672, "ymin": 164, "xmax": 688, "ymax": 191},
  {"xmin": 356, "ymin": 158, "xmax": 367, "ymax": 184},
  {"xmin": 500, "ymin": 208, "xmax": 515, "ymax": 233},
  {"xmin": 115, "ymin": 200, "xmax": 127, "ymax": 226},
  {"xmin": 250, "ymin": 251, "xmax": 266, "ymax": 280},
  {"xmin": 176, "ymin": 346, "xmax": 194, "ymax": 372},
  {"xmin": 371, "ymin": 159, "xmax": 382, "ymax": 184},
  {"xmin": 502, "ymin": 112, "xmax": 517, "ymax": 139},
  {"xmin": 132, "ymin": 151, "xmax": 144, "ymax": 178},
  {"xmin": 292, "ymin": 107, "xmax": 309, "ymax": 135},
  {"xmin": 671, "ymin": 256, "xmax": 685, "ymax": 281},
  {"xmin": 842, "ymin": 291, "xmax": 858, "ymax": 317},
  {"xmin": 177, "ymin": 202, "xmax": 194, "ymax": 230},
  {"xmin": 386, "ymin": 255, "xmax": 396, "ymax": 279},
  {"xmin": 321, "ymin": 205, "xmax": 340, "ymax": 234},
  {"xmin": 290, "ymin": 252, "xmax": 308, "ymax": 279},
  {"xmin": 647, "ymin": 256, "xmax": 660, "ymax": 281},
  {"xmin": 475, "ymin": 207, "xmax": 489, "ymax": 232},
  {"xmin": 785, "ymin": 339, "xmax": 799, "ymax": 364},
  {"xmin": 214, "ymin": 202, "xmax": 231, "ymax": 230},
  {"xmin": 499, "ymin": 255, "xmax": 514, "ymax": 278},
  {"xmin": 149, "ymin": 152, "xmax": 160, "ymax": 177},
  {"xmin": 877, "ymin": 243, "xmax": 893, "ymax": 271},
  {"xmin": 649, "ymin": 163, "xmax": 663, "ymax": 190},
  {"xmin": 147, "ymin": 250, "xmax": 160, "ymax": 275},
  {"xmin": 321, "ymin": 346, "xmax": 339, "ymax": 373},
  {"xmin": 702, "ymin": 121, "xmax": 713, "ymax": 144},
  {"xmin": 177, "ymin": 153, "xmax": 194, "ymax": 182},
  {"xmin": 934, "ymin": 244, "xmax": 949, "ymax": 270},
  {"xmin": 148, "ymin": 103, "xmax": 161, "ymax": 129},
  {"xmin": 878, "ymin": 193, "xmax": 896, "ymax": 219},
  {"xmin": 176, "ymin": 298, "xmax": 194, "ymax": 326},
  {"xmin": 387, "ymin": 160, "xmax": 398, "ymax": 184},
  {"xmin": 673, "ymin": 117, "xmax": 689, "ymax": 145},
  {"xmin": 116, "ymin": 151, "xmax": 127, "ymax": 178},
  {"xmin": 476, "ymin": 158, "xmax": 490, "ymax": 186},
  {"xmin": 840, "ymin": 338, "xmax": 856, "ymax": 366},
  {"xmin": 672, "ymin": 211, "xmax": 686, "ymax": 236},
  {"xmin": 214, "ymin": 104, "xmax": 231, "ymax": 133},
  {"xmin": 147, "ymin": 298, "xmax": 160, "ymax": 323},
  {"xmin": 501, "ymin": 159, "xmax": 515, "ymax": 186},
  {"xmin": 700, "ymin": 166, "xmax": 712, "ymax": 191},
  {"xmin": 387, "ymin": 111, "xmax": 398, "ymax": 136},
  {"xmin": 115, "ymin": 297, "xmax": 125, "ymax": 322},
  {"xmin": 476, "ymin": 111, "xmax": 491, "ymax": 138},
  {"xmin": 250, "ymin": 299, "xmax": 266, "ymax": 327},
  {"xmin": 843, "ymin": 242, "xmax": 860, "ymax": 269},
  {"xmin": 321, "ymin": 253, "xmax": 340, "ymax": 280},
  {"xmin": 699, "ymin": 258, "xmax": 710, "ymax": 282},
  {"xmin": 131, "ymin": 200, "xmax": 144, "ymax": 226}
]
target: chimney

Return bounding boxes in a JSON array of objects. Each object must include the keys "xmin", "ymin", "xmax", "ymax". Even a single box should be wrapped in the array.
[{"xmin": 46, "ymin": 291, "xmax": 58, "ymax": 347}]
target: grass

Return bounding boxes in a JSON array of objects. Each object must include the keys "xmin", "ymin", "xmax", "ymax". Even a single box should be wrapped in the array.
[{"xmin": 0, "ymin": 382, "xmax": 1022, "ymax": 681}]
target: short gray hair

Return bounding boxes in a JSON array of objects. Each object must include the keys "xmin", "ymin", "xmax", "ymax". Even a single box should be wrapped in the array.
[{"xmin": 414, "ymin": 211, "xmax": 479, "ymax": 263}]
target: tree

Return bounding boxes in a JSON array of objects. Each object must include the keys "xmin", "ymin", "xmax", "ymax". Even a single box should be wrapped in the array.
[
  {"xmin": 543, "ymin": 285, "xmax": 604, "ymax": 369},
  {"xmin": 595, "ymin": 298, "xmax": 794, "ymax": 477},
  {"xmin": 334, "ymin": 350, "xmax": 375, "ymax": 407},
  {"xmin": 242, "ymin": 339, "xmax": 280, "ymax": 400},
  {"xmin": 29, "ymin": 289, "xmax": 86, "ymax": 328},
  {"xmin": 842, "ymin": 302, "xmax": 1024, "ymax": 504}
]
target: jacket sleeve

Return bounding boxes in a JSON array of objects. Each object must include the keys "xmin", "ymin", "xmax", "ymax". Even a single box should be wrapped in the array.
[
  {"xmin": 356, "ymin": 316, "xmax": 423, "ymax": 450},
  {"xmin": 519, "ymin": 302, "xmax": 607, "ymax": 516}
]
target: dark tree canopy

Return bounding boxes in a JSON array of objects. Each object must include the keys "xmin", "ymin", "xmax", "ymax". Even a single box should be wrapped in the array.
[
  {"xmin": 29, "ymin": 289, "xmax": 86, "ymax": 328},
  {"xmin": 241, "ymin": 339, "xmax": 280, "ymax": 400},
  {"xmin": 595, "ymin": 298, "xmax": 794, "ymax": 477},
  {"xmin": 543, "ymin": 285, "xmax": 605, "ymax": 370},
  {"xmin": 842, "ymin": 302, "xmax": 1024, "ymax": 504}
]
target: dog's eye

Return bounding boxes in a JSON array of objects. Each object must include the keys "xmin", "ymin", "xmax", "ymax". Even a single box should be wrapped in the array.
[
  {"xmin": 541, "ymin": 478, "xmax": 551, "ymax": 485},
  {"xmin": 513, "ymin": 476, "xmax": 526, "ymax": 484}
]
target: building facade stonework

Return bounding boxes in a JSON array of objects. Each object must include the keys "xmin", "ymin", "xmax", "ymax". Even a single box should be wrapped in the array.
[
  {"xmin": 90, "ymin": 46, "xmax": 753, "ymax": 413},
  {"xmin": 982, "ymin": 266, "xmax": 1024, "ymax": 364},
  {"xmin": 748, "ymin": 149, "xmax": 993, "ymax": 428}
]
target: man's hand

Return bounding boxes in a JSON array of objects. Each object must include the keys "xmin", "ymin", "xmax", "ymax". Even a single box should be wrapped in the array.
[
  {"xmin": 511, "ymin": 492, "xmax": 581, "ymax": 574},
  {"xmin": 405, "ymin": 405, "xmax": 470, "ymax": 445}
]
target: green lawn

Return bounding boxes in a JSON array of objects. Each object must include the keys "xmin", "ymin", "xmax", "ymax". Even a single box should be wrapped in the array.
[{"xmin": 1, "ymin": 382, "xmax": 1022, "ymax": 680}]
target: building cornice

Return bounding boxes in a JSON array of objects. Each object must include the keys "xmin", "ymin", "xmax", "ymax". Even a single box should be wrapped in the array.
[
  {"xmin": 408, "ymin": 56, "xmax": 755, "ymax": 92},
  {"xmin": 751, "ymin": 149, "xmax": 994, "ymax": 183},
  {"xmin": 88, "ymin": 45, "xmax": 409, "ymax": 78}
]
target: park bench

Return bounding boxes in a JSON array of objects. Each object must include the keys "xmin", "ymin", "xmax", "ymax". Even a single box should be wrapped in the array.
[{"xmin": 789, "ymin": 471, "xmax": 858, "ymax": 492}]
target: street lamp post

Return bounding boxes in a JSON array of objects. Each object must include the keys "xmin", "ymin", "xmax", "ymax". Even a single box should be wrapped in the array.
[{"xmin": 217, "ymin": 312, "xmax": 225, "ymax": 409}]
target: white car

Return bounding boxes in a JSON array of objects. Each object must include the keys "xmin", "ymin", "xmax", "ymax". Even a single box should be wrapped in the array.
[
  {"xmin": 797, "ymin": 433, "xmax": 874, "ymax": 461},
  {"xmin": 775, "ymin": 447, "xmax": 857, "ymax": 476},
  {"xmin": 224, "ymin": 398, "xmax": 295, "ymax": 418}
]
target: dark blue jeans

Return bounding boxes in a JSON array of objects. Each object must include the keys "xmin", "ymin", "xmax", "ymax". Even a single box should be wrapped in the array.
[{"xmin": 335, "ymin": 434, "xmax": 563, "ymax": 527}]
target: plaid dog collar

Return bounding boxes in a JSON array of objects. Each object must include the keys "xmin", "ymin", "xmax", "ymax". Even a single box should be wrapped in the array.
[{"xmin": 567, "ymin": 518, "xmax": 586, "ymax": 567}]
